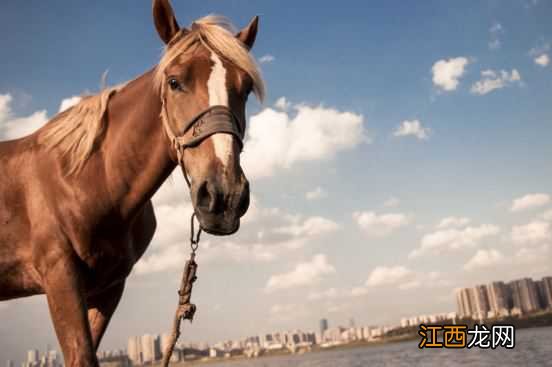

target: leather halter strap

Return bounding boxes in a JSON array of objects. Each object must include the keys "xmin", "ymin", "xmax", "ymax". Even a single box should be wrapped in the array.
[{"xmin": 161, "ymin": 99, "xmax": 244, "ymax": 187}]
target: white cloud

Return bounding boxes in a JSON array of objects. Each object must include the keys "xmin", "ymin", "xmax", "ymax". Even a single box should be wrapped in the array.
[
  {"xmin": 488, "ymin": 22, "xmax": 504, "ymax": 50},
  {"xmin": 0, "ymin": 93, "xmax": 48, "ymax": 140},
  {"xmin": 399, "ymin": 271, "xmax": 450, "ymax": 290},
  {"xmin": 258, "ymin": 54, "xmax": 275, "ymax": 64},
  {"xmin": 134, "ymin": 244, "xmax": 186, "ymax": 274},
  {"xmin": 530, "ymin": 42, "xmax": 550, "ymax": 54},
  {"xmin": 393, "ymin": 120, "xmax": 431, "ymax": 140},
  {"xmin": 510, "ymin": 193, "xmax": 550, "ymax": 212},
  {"xmin": 437, "ymin": 216, "xmax": 471, "ymax": 229},
  {"xmin": 365, "ymin": 270, "xmax": 449, "ymax": 291},
  {"xmin": 305, "ymin": 186, "xmax": 327, "ymax": 201},
  {"xmin": 511, "ymin": 220, "xmax": 551, "ymax": 245},
  {"xmin": 200, "ymin": 240, "xmax": 279, "ymax": 264},
  {"xmin": 464, "ymin": 248, "xmax": 505, "ymax": 270},
  {"xmin": 431, "ymin": 57, "xmax": 470, "ymax": 91},
  {"xmin": 308, "ymin": 288, "xmax": 340, "ymax": 301},
  {"xmin": 242, "ymin": 102, "xmax": 367, "ymax": 179},
  {"xmin": 58, "ymin": 95, "xmax": 82, "ymax": 112},
  {"xmin": 353, "ymin": 211, "xmax": 409, "ymax": 237},
  {"xmin": 136, "ymin": 193, "xmax": 339, "ymax": 273},
  {"xmin": 265, "ymin": 254, "xmax": 336, "ymax": 292},
  {"xmin": 365, "ymin": 266, "xmax": 412, "ymax": 287},
  {"xmin": 0, "ymin": 94, "xmax": 11, "ymax": 118},
  {"xmin": 309, "ymin": 286, "xmax": 373, "ymax": 299},
  {"xmin": 274, "ymin": 97, "xmax": 290, "ymax": 111},
  {"xmin": 529, "ymin": 41, "xmax": 551, "ymax": 69},
  {"xmin": 383, "ymin": 197, "xmax": 400, "ymax": 208},
  {"xmin": 273, "ymin": 216, "xmax": 340, "ymax": 237},
  {"xmin": 410, "ymin": 224, "xmax": 500, "ymax": 258},
  {"xmin": 152, "ymin": 172, "xmax": 191, "ymax": 207},
  {"xmin": 534, "ymin": 54, "xmax": 550, "ymax": 67},
  {"xmin": 147, "ymin": 202, "xmax": 195, "ymax": 251},
  {"xmin": 470, "ymin": 69, "xmax": 522, "ymax": 95}
]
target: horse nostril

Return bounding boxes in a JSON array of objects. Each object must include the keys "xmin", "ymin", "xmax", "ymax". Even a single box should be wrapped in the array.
[
  {"xmin": 196, "ymin": 181, "xmax": 211, "ymax": 210},
  {"xmin": 196, "ymin": 180, "xmax": 223, "ymax": 214}
]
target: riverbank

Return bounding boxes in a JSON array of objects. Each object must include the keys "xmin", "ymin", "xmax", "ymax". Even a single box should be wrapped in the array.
[
  {"xmin": 167, "ymin": 311, "xmax": 552, "ymax": 366},
  {"xmin": 99, "ymin": 311, "xmax": 552, "ymax": 367}
]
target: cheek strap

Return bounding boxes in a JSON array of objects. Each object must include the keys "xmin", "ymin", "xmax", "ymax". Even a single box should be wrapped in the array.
[{"xmin": 161, "ymin": 100, "xmax": 245, "ymax": 187}]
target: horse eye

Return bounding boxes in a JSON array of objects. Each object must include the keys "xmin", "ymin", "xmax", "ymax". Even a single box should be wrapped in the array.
[{"xmin": 168, "ymin": 78, "xmax": 181, "ymax": 91}]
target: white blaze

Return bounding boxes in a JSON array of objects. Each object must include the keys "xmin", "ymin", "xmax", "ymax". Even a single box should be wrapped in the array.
[{"xmin": 207, "ymin": 51, "xmax": 233, "ymax": 168}]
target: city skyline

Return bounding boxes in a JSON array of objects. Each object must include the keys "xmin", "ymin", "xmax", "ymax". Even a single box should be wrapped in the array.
[
  {"xmin": 456, "ymin": 275, "xmax": 552, "ymax": 319},
  {"xmin": 8, "ymin": 273, "xmax": 551, "ymax": 366},
  {"xmin": 1, "ymin": 0, "xmax": 552, "ymax": 363}
]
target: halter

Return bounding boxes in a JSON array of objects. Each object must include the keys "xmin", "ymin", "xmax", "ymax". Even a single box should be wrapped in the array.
[
  {"xmin": 160, "ymin": 26, "xmax": 246, "ymax": 187},
  {"xmin": 159, "ymin": 29, "xmax": 249, "ymax": 367},
  {"xmin": 160, "ymin": 94, "xmax": 245, "ymax": 187},
  {"xmin": 159, "ymin": 84, "xmax": 246, "ymax": 367}
]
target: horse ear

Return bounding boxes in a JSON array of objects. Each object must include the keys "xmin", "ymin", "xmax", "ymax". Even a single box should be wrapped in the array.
[
  {"xmin": 236, "ymin": 16, "xmax": 259, "ymax": 50},
  {"xmin": 152, "ymin": 0, "xmax": 181, "ymax": 44}
]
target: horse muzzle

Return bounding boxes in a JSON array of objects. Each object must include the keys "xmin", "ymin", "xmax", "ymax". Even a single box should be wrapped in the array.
[{"xmin": 191, "ymin": 175, "xmax": 250, "ymax": 235}]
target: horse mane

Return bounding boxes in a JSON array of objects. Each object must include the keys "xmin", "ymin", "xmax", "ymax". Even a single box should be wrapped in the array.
[
  {"xmin": 39, "ymin": 15, "xmax": 265, "ymax": 176},
  {"xmin": 39, "ymin": 86, "xmax": 121, "ymax": 174},
  {"xmin": 154, "ymin": 15, "xmax": 265, "ymax": 102}
]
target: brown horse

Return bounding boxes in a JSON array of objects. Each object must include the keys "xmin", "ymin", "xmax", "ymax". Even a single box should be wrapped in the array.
[{"xmin": 0, "ymin": 0, "xmax": 265, "ymax": 365}]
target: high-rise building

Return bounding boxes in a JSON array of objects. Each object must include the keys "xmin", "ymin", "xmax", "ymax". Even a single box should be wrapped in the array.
[
  {"xmin": 46, "ymin": 350, "xmax": 59, "ymax": 367},
  {"xmin": 456, "ymin": 288, "xmax": 475, "ymax": 317},
  {"xmin": 472, "ymin": 285, "xmax": 490, "ymax": 319},
  {"xmin": 509, "ymin": 278, "xmax": 540, "ymax": 314},
  {"xmin": 536, "ymin": 276, "xmax": 552, "ymax": 309},
  {"xmin": 319, "ymin": 319, "xmax": 328, "ymax": 338},
  {"xmin": 140, "ymin": 334, "xmax": 161, "ymax": 364},
  {"xmin": 26, "ymin": 350, "xmax": 39, "ymax": 367},
  {"xmin": 127, "ymin": 336, "xmax": 142, "ymax": 365},
  {"xmin": 487, "ymin": 281, "xmax": 510, "ymax": 317}
]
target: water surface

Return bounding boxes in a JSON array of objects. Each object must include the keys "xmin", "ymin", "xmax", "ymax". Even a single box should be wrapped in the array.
[{"xmin": 204, "ymin": 326, "xmax": 552, "ymax": 367}]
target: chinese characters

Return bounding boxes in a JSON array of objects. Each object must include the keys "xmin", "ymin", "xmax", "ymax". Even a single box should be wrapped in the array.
[{"xmin": 418, "ymin": 324, "xmax": 515, "ymax": 349}]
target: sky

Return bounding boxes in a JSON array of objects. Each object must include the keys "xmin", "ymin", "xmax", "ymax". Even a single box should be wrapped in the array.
[{"xmin": 1, "ymin": 0, "xmax": 552, "ymax": 363}]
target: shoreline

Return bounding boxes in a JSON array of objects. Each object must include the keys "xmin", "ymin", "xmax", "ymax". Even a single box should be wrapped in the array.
[
  {"xmin": 98, "ymin": 312, "xmax": 552, "ymax": 367},
  {"xmin": 163, "ymin": 334, "xmax": 420, "ymax": 366},
  {"xmin": 164, "ymin": 313, "xmax": 552, "ymax": 366}
]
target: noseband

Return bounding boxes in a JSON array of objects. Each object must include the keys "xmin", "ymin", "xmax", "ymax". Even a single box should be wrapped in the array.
[{"xmin": 161, "ymin": 101, "xmax": 245, "ymax": 187}]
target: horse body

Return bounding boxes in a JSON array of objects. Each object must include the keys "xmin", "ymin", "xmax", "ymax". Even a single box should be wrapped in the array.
[
  {"xmin": 0, "ymin": 1, "xmax": 264, "ymax": 365},
  {"xmin": 0, "ymin": 134, "xmax": 45, "ymax": 299},
  {"xmin": 0, "ymin": 70, "xmax": 166, "ymax": 301}
]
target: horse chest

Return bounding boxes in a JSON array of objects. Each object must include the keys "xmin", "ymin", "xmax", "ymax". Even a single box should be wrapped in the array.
[
  {"xmin": 83, "ymin": 237, "xmax": 139, "ymax": 288},
  {"xmin": 69, "ymin": 202, "xmax": 157, "ymax": 293}
]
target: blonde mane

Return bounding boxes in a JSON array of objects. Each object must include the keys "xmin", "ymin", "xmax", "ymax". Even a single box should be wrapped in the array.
[
  {"xmin": 39, "ymin": 15, "xmax": 265, "ymax": 175},
  {"xmin": 39, "ymin": 87, "xmax": 121, "ymax": 174},
  {"xmin": 155, "ymin": 15, "xmax": 265, "ymax": 102}
]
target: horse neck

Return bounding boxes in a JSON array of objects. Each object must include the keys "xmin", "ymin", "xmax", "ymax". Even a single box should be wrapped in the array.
[{"xmin": 100, "ymin": 69, "xmax": 177, "ymax": 219}]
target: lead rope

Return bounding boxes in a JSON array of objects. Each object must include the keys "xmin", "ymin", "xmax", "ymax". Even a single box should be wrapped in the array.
[{"xmin": 161, "ymin": 212, "xmax": 202, "ymax": 367}]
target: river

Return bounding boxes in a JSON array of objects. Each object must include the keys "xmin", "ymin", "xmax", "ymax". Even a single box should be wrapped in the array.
[{"xmin": 203, "ymin": 326, "xmax": 552, "ymax": 367}]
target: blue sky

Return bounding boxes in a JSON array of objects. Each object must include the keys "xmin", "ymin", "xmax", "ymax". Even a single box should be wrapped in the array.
[{"xmin": 1, "ymin": 0, "xmax": 551, "ymax": 363}]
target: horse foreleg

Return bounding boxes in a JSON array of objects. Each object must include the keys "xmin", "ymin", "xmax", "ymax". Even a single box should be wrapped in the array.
[
  {"xmin": 43, "ymin": 255, "xmax": 98, "ymax": 367},
  {"xmin": 87, "ymin": 281, "xmax": 125, "ymax": 351}
]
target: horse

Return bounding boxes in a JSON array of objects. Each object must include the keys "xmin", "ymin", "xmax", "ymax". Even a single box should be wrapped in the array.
[{"xmin": 0, "ymin": 0, "xmax": 265, "ymax": 365}]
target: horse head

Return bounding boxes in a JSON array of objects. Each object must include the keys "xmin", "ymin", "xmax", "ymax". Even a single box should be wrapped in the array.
[{"xmin": 152, "ymin": 0, "xmax": 265, "ymax": 235}]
